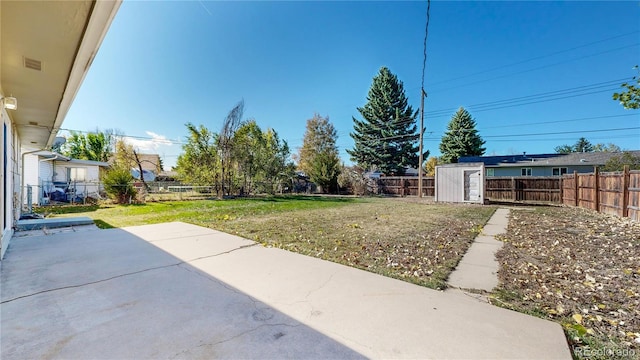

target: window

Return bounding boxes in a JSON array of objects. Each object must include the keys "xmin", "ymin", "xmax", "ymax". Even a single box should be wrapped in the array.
[
  {"xmin": 67, "ymin": 167, "xmax": 87, "ymax": 181},
  {"xmin": 486, "ymin": 168, "xmax": 495, "ymax": 177},
  {"xmin": 552, "ymin": 167, "xmax": 568, "ymax": 176},
  {"xmin": 521, "ymin": 168, "xmax": 532, "ymax": 176}
]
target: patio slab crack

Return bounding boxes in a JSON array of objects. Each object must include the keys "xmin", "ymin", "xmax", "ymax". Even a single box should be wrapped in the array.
[{"xmin": 1, "ymin": 243, "xmax": 260, "ymax": 304}]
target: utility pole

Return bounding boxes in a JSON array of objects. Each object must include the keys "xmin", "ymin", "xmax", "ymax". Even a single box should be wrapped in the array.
[{"xmin": 418, "ymin": 88, "xmax": 426, "ymax": 198}]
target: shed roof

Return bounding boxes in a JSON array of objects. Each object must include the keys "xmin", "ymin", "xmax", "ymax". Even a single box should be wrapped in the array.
[{"xmin": 31, "ymin": 150, "xmax": 109, "ymax": 167}]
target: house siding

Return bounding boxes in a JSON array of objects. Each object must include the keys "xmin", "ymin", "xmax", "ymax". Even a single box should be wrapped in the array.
[
  {"xmin": 53, "ymin": 162, "xmax": 103, "ymax": 198},
  {"xmin": 1, "ymin": 109, "xmax": 20, "ymax": 259},
  {"xmin": 488, "ymin": 165, "xmax": 597, "ymax": 177}
]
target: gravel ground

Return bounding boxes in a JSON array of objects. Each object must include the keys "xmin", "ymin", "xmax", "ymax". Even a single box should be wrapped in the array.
[{"xmin": 492, "ymin": 206, "xmax": 640, "ymax": 360}]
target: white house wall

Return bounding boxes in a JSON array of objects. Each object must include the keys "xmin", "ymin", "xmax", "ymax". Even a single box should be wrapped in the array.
[
  {"xmin": 53, "ymin": 162, "xmax": 103, "ymax": 197},
  {"xmin": 23, "ymin": 153, "xmax": 41, "ymax": 205},
  {"xmin": 1, "ymin": 108, "xmax": 20, "ymax": 259}
]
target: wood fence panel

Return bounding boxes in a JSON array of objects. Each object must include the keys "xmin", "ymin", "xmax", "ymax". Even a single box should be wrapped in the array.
[
  {"xmin": 485, "ymin": 177, "xmax": 560, "ymax": 203},
  {"xmin": 486, "ymin": 168, "xmax": 636, "ymax": 222},
  {"xmin": 598, "ymin": 172, "xmax": 624, "ymax": 217},
  {"xmin": 378, "ymin": 176, "xmax": 434, "ymax": 196},
  {"xmin": 629, "ymin": 171, "xmax": 640, "ymax": 222},
  {"xmin": 485, "ymin": 178, "xmax": 514, "ymax": 201},
  {"xmin": 562, "ymin": 174, "xmax": 577, "ymax": 206},
  {"xmin": 578, "ymin": 174, "xmax": 597, "ymax": 210}
]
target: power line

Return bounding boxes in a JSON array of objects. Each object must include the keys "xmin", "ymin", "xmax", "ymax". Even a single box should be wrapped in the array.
[
  {"xmin": 356, "ymin": 77, "xmax": 633, "ymax": 129},
  {"xmin": 427, "ymin": 31, "xmax": 640, "ymax": 88},
  {"xmin": 429, "ymin": 43, "xmax": 639, "ymax": 93},
  {"xmin": 424, "ymin": 78, "xmax": 626, "ymax": 117},
  {"xmin": 483, "ymin": 127, "xmax": 640, "ymax": 139},
  {"xmin": 480, "ymin": 113, "xmax": 638, "ymax": 130}
]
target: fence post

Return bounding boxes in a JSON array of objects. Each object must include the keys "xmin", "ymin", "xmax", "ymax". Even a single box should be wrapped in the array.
[
  {"xmin": 511, "ymin": 177, "xmax": 516, "ymax": 201},
  {"xmin": 594, "ymin": 167, "xmax": 600, "ymax": 212},
  {"xmin": 574, "ymin": 171, "xmax": 579, "ymax": 207},
  {"xmin": 622, "ymin": 165, "xmax": 630, "ymax": 218}
]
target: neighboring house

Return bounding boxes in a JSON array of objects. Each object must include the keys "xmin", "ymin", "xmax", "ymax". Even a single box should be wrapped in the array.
[
  {"xmin": 136, "ymin": 153, "xmax": 162, "ymax": 174},
  {"xmin": 23, "ymin": 151, "xmax": 108, "ymax": 205},
  {"xmin": 1, "ymin": 1, "xmax": 121, "ymax": 259},
  {"xmin": 459, "ymin": 151, "xmax": 640, "ymax": 177}
]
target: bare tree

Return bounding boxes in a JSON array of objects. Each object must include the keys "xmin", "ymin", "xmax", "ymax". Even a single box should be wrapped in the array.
[{"xmin": 218, "ymin": 100, "xmax": 245, "ymax": 197}]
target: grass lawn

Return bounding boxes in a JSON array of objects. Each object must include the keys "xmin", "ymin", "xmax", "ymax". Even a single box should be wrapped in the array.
[
  {"xmin": 492, "ymin": 206, "xmax": 640, "ymax": 360},
  {"xmin": 38, "ymin": 196, "xmax": 495, "ymax": 289}
]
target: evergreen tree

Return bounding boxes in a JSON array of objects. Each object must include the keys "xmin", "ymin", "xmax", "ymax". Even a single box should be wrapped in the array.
[
  {"xmin": 555, "ymin": 137, "xmax": 596, "ymax": 154},
  {"xmin": 439, "ymin": 107, "xmax": 486, "ymax": 163},
  {"xmin": 347, "ymin": 67, "xmax": 419, "ymax": 175},
  {"xmin": 297, "ymin": 113, "xmax": 340, "ymax": 193}
]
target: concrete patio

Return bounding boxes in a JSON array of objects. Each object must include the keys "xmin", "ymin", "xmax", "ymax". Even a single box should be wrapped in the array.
[{"xmin": 1, "ymin": 222, "xmax": 571, "ymax": 359}]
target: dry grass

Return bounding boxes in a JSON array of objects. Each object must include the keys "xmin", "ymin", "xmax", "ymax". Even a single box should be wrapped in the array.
[
  {"xmin": 492, "ymin": 206, "xmax": 640, "ymax": 360},
  {"xmin": 217, "ymin": 198, "xmax": 495, "ymax": 289},
  {"xmin": 41, "ymin": 196, "xmax": 495, "ymax": 290}
]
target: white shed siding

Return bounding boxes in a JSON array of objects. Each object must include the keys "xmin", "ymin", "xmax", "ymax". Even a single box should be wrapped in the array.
[
  {"xmin": 435, "ymin": 163, "xmax": 485, "ymax": 204},
  {"xmin": 23, "ymin": 153, "xmax": 41, "ymax": 205}
]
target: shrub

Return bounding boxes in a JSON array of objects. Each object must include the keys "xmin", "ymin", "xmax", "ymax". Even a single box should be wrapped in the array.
[{"xmin": 102, "ymin": 167, "xmax": 136, "ymax": 204}]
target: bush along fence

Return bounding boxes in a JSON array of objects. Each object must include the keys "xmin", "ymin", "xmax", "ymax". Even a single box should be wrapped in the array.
[{"xmin": 484, "ymin": 166, "xmax": 639, "ymax": 221}]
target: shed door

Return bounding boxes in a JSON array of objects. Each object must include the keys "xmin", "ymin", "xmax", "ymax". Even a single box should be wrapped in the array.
[{"xmin": 464, "ymin": 170, "xmax": 481, "ymax": 202}]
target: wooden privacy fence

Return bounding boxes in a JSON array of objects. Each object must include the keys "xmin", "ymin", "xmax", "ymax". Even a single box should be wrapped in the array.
[
  {"xmin": 562, "ymin": 167, "xmax": 639, "ymax": 222},
  {"xmin": 485, "ymin": 177, "xmax": 561, "ymax": 203},
  {"xmin": 378, "ymin": 176, "xmax": 435, "ymax": 197},
  {"xmin": 482, "ymin": 167, "xmax": 638, "ymax": 221}
]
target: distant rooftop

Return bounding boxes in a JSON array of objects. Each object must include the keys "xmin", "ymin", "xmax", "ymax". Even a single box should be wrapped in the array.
[{"xmin": 459, "ymin": 151, "xmax": 640, "ymax": 167}]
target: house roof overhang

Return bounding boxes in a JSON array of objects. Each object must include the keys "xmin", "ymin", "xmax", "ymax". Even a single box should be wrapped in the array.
[{"xmin": 1, "ymin": 0, "xmax": 121, "ymax": 149}]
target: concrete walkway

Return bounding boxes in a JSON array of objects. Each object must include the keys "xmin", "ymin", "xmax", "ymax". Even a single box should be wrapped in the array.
[
  {"xmin": 1, "ymin": 221, "xmax": 571, "ymax": 359},
  {"xmin": 448, "ymin": 208, "xmax": 509, "ymax": 292}
]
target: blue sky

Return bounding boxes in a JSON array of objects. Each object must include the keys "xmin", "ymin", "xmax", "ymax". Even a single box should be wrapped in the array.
[{"xmin": 63, "ymin": 0, "xmax": 640, "ymax": 170}]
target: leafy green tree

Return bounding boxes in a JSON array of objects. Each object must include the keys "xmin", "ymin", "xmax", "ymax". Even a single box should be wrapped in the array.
[
  {"xmin": 554, "ymin": 144, "xmax": 574, "ymax": 154},
  {"xmin": 259, "ymin": 129, "xmax": 295, "ymax": 194},
  {"xmin": 439, "ymin": 107, "xmax": 486, "ymax": 163},
  {"xmin": 62, "ymin": 129, "xmax": 114, "ymax": 162},
  {"xmin": 297, "ymin": 113, "xmax": 340, "ymax": 193},
  {"xmin": 612, "ymin": 66, "xmax": 639, "ymax": 110},
  {"xmin": 347, "ymin": 67, "xmax": 419, "ymax": 175},
  {"xmin": 309, "ymin": 151, "xmax": 340, "ymax": 193},
  {"xmin": 233, "ymin": 120, "xmax": 265, "ymax": 194},
  {"xmin": 176, "ymin": 123, "xmax": 220, "ymax": 187},
  {"xmin": 593, "ymin": 143, "xmax": 622, "ymax": 152},
  {"xmin": 602, "ymin": 151, "xmax": 640, "ymax": 172}
]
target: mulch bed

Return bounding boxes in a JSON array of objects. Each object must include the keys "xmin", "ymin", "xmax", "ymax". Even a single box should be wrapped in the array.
[{"xmin": 493, "ymin": 206, "xmax": 640, "ymax": 359}]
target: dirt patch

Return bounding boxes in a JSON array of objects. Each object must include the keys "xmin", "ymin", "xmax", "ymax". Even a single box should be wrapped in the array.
[{"xmin": 492, "ymin": 206, "xmax": 640, "ymax": 359}]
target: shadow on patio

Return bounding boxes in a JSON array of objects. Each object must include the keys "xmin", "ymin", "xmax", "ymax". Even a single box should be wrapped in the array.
[{"xmin": 0, "ymin": 223, "xmax": 364, "ymax": 359}]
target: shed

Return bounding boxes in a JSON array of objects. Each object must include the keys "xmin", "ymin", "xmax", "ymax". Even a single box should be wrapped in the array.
[{"xmin": 435, "ymin": 162, "xmax": 485, "ymax": 203}]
